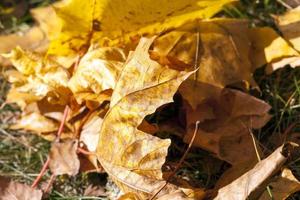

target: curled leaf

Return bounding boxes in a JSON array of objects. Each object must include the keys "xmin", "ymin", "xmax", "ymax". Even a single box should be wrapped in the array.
[
  {"xmin": 5, "ymin": 47, "xmax": 71, "ymax": 105},
  {"xmin": 213, "ymin": 143, "xmax": 299, "ymax": 200}
]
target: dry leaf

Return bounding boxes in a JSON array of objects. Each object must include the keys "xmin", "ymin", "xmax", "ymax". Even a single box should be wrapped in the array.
[
  {"xmin": 258, "ymin": 168, "xmax": 300, "ymax": 200},
  {"xmin": 11, "ymin": 112, "xmax": 58, "ymax": 133},
  {"xmin": 275, "ymin": 6, "xmax": 300, "ymax": 52},
  {"xmin": 183, "ymin": 84, "xmax": 271, "ymax": 165},
  {"xmin": 96, "ymin": 37, "xmax": 195, "ymax": 199},
  {"xmin": 0, "ymin": 27, "xmax": 46, "ymax": 66},
  {"xmin": 0, "ymin": 178, "xmax": 42, "ymax": 200},
  {"xmin": 4, "ymin": 47, "xmax": 71, "ymax": 105},
  {"xmin": 213, "ymin": 143, "xmax": 299, "ymax": 200},
  {"xmin": 79, "ymin": 109, "xmax": 107, "ymax": 168},
  {"xmin": 84, "ymin": 185, "xmax": 107, "ymax": 197},
  {"xmin": 249, "ymin": 27, "xmax": 299, "ymax": 71},
  {"xmin": 49, "ymin": 139, "xmax": 80, "ymax": 176},
  {"xmin": 285, "ymin": 0, "xmax": 300, "ymax": 8},
  {"xmin": 153, "ymin": 19, "xmax": 254, "ymax": 88},
  {"xmin": 0, "ymin": 4, "xmax": 59, "ymax": 66},
  {"xmin": 268, "ymin": 56, "xmax": 300, "ymax": 73},
  {"xmin": 47, "ymin": 0, "xmax": 235, "ymax": 56},
  {"xmin": 265, "ymin": 7, "xmax": 300, "ymax": 72},
  {"xmin": 68, "ymin": 47, "xmax": 126, "ymax": 104},
  {"xmin": 154, "ymin": 18, "xmax": 299, "ymax": 90}
]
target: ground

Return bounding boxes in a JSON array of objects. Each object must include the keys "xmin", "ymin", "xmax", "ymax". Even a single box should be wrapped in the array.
[{"xmin": 0, "ymin": 0, "xmax": 300, "ymax": 199}]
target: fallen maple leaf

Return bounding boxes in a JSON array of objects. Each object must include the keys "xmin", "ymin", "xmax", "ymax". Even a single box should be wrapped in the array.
[
  {"xmin": 68, "ymin": 47, "xmax": 126, "ymax": 104},
  {"xmin": 96, "ymin": 37, "xmax": 196, "ymax": 199},
  {"xmin": 47, "ymin": 0, "xmax": 236, "ymax": 56},
  {"xmin": 153, "ymin": 18, "xmax": 300, "ymax": 89},
  {"xmin": 182, "ymin": 83, "xmax": 271, "ymax": 165},
  {"xmin": 49, "ymin": 139, "xmax": 80, "ymax": 176},
  {"xmin": 213, "ymin": 142, "xmax": 299, "ymax": 200},
  {"xmin": 4, "ymin": 47, "xmax": 71, "ymax": 105}
]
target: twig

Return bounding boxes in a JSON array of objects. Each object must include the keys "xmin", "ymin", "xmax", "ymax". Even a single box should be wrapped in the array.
[
  {"xmin": 150, "ymin": 121, "xmax": 200, "ymax": 200},
  {"xmin": 56, "ymin": 106, "xmax": 70, "ymax": 140},
  {"xmin": 77, "ymin": 147, "xmax": 96, "ymax": 156},
  {"xmin": 31, "ymin": 157, "xmax": 50, "ymax": 188},
  {"xmin": 31, "ymin": 51, "xmax": 84, "ymax": 189},
  {"xmin": 44, "ymin": 174, "xmax": 56, "ymax": 193},
  {"xmin": 193, "ymin": 24, "xmax": 201, "ymax": 81},
  {"xmin": 31, "ymin": 105, "xmax": 69, "ymax": 188},
  {"xmin": 247, "ymin": 124, "xmax": 274, "ymax": 200}
]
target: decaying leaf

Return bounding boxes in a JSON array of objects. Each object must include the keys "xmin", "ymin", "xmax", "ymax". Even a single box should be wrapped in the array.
[
  {"xmin": 68, "ymin": 47, "xmax": 126, "ymax": 104},
  {"xmin": 213, "ymin": 143, "xmax": 299, "ymax": 200},
  {"xmin": 49, "ymin": 139, "xmax": 80, "ymax": 176},
  {"xmin": 0, "ymin": 178, "xmax": 42, "ymax": 200},
  {"xmin": 96, "ymin": 37, "xmax": 195, "ymax": 199},
  {"xmin": 153, "ymin": 18, "xmax": 300, "ymax": 89},
  {"xmin": 4, "ymin": 47, "xmax": 71, "ymax": 105},
  {"xmin": 153, "ymin": 19, "xmax": 255, "ymax": 88},
  {"xmin": 4, "ymin": 0, "xmax": 300, "ymax": 199},
  {"xmin": 47, "ymin": 0, "xmax": 236, "ymax": 56},
  {"xmin": 258, "ymin": 168, "xmax": 300, "ymax": 200},
  {"xmin": 183, "ymin": 83, "xmax": 271, "ymax": 165}
]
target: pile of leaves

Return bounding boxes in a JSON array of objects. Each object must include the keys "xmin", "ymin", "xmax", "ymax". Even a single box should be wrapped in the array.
[{"xmin": 1, "ymin": 0, "xmax": 300, "ymax": 199}]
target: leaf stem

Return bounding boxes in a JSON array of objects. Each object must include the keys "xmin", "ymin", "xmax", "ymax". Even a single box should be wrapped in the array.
[
  {"xmin": 31, "ymin": 156, "xmax": 50, "ymax": 188},
  {"xmin": 77, "ymin": 147, "xmax": 96, "ymax": 155},
  {"xmin": 31, "ymin": 106, "xmax": 69, "ymax": 188},
  {"xmin": 150, "ymin": 121, "xmax": 200, "ymax": 200}
]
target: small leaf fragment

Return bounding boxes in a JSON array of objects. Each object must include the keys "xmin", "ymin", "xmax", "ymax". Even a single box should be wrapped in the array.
[
  {"xmin": 0, "ymin": 178, "xmax": 42, "ymax": 200},
  {"xmin": 49, "ymin": 139, "xmax": 80, "ymax": 176}
]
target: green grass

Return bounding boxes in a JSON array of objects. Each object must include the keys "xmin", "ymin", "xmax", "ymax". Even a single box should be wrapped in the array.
[
  {"xmin": 1, "ymin": 0, "xmax": 300, "ymax": 199},
  {"xmin": 0, "ymin": 0, "xmax": 55, "ymax": 34}
]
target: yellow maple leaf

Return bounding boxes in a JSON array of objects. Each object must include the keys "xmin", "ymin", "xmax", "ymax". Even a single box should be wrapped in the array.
[
  {"xmin": 47, "ymin": 0, "xmax": 236, "ymax": 56},
  {"xmin": 68, "ymin": 47, "xmax": 126, "ymax": 104},
  {"xmin": 96, "ymin": 37, "xmax": 195, "ymax": 199},
  {"xmin": 4, "ymin": 47, "xmax": 71, "ymax": 105}
]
